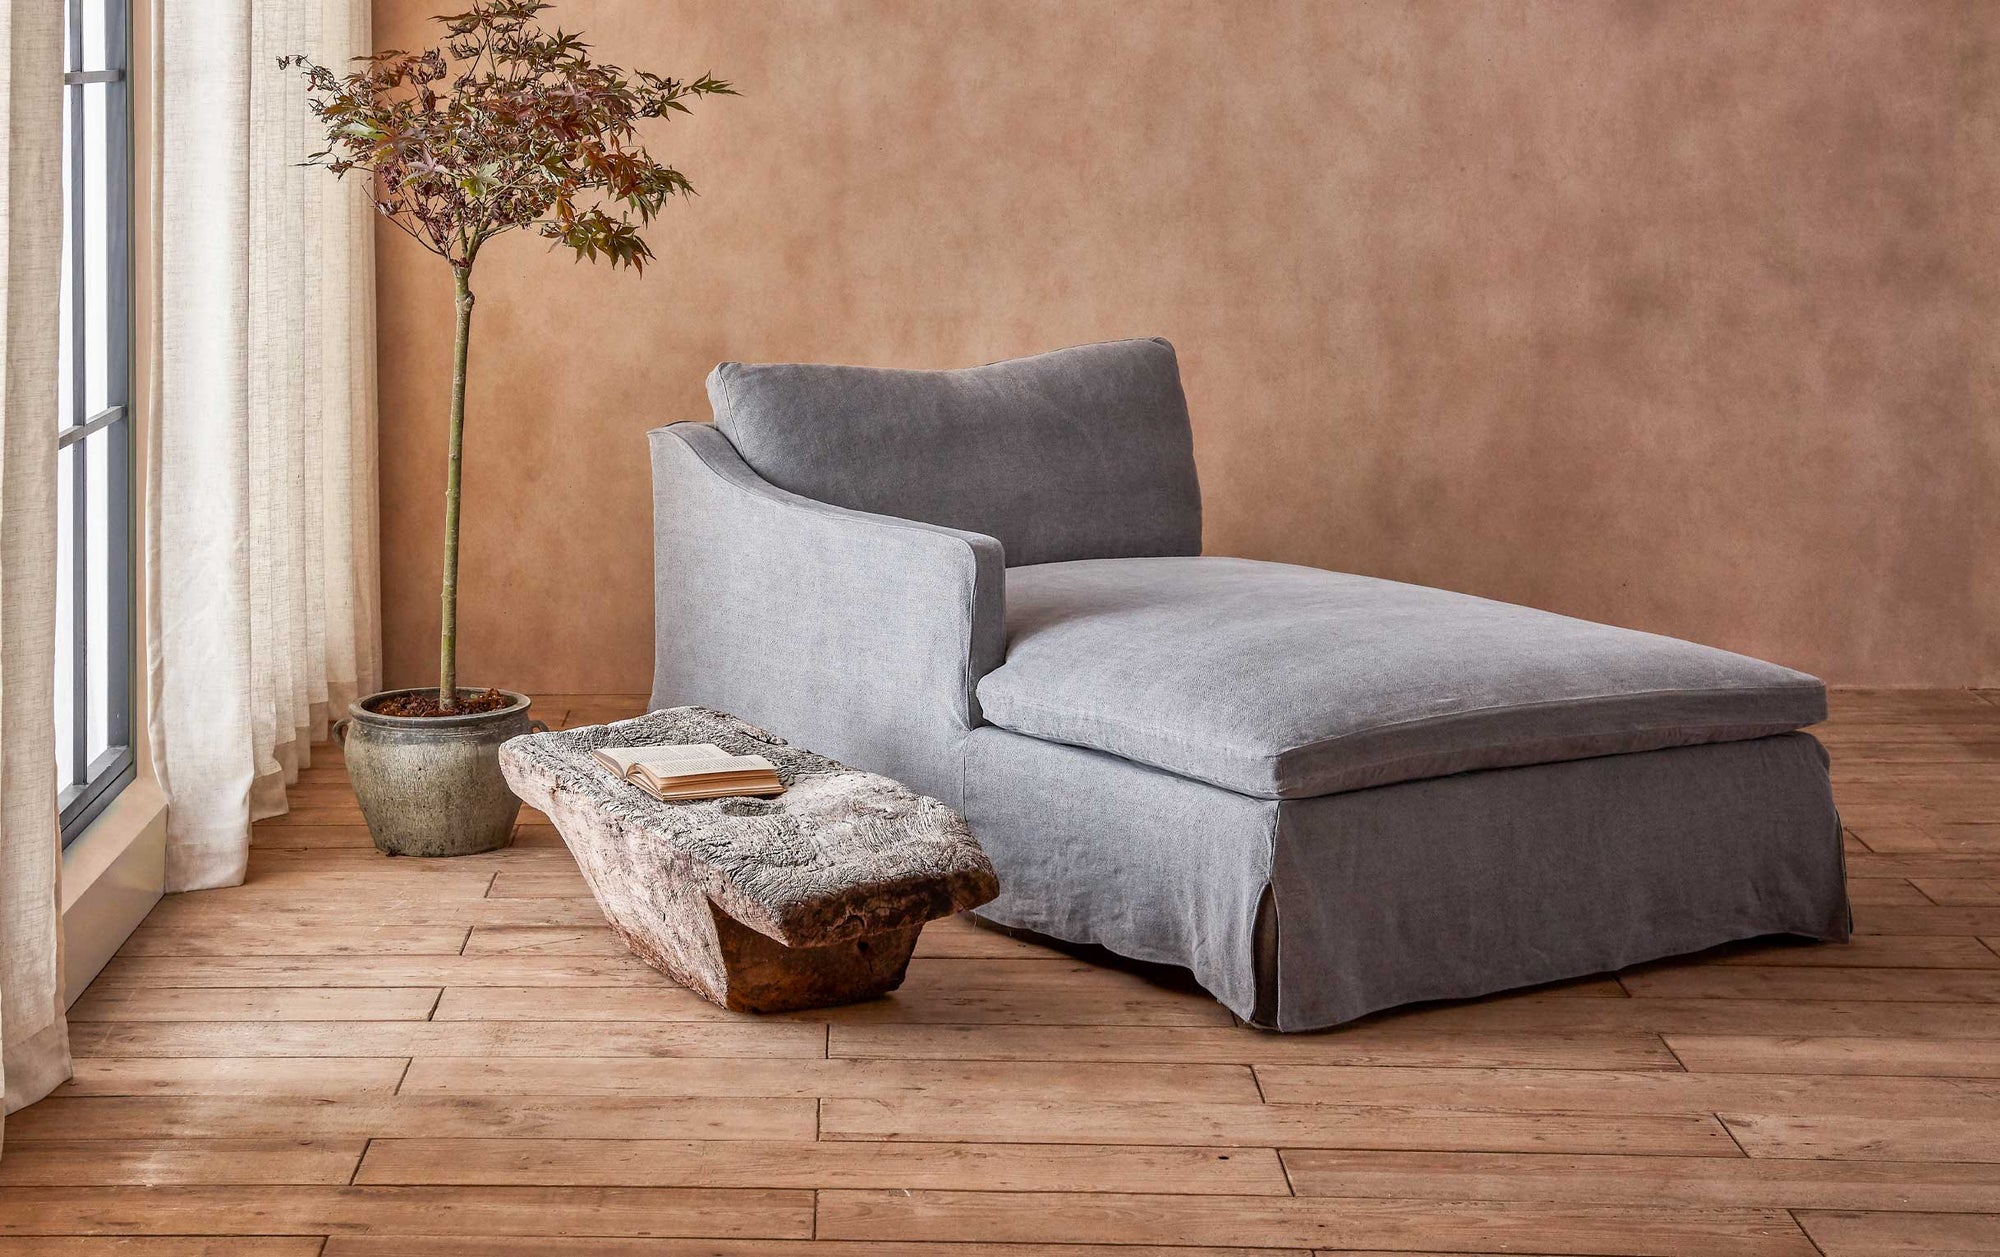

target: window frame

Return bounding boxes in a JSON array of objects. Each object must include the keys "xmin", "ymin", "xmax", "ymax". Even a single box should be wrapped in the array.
[{"xmin": 57, "ymin": 0, "xmax": 134, "ymax": 847}]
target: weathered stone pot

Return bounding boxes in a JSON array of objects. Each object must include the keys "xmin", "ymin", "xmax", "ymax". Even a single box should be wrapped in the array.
[{"xmin": 335, "ymin": 687, "xmax": 544, "ymax": 857}]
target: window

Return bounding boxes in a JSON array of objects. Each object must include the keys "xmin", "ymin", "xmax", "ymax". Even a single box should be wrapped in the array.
[{"xmin": 56, "ymin": 0, "xmax": 133, "ymax": 846}]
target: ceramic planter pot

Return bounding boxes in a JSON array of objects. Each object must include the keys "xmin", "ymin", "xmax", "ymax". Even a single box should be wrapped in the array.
[{"xmin": 335, "ymin": 687, "xmax": 545, "ymax": 857}]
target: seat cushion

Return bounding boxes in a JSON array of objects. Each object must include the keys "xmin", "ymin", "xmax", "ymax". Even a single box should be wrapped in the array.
[
  {"xmin": 976, "ymin": 557, "xmax": 1827, "ymax": 799},
  {"xmin": 708, "ymin": 338, "xmax": 1201, "ymax": 567}
]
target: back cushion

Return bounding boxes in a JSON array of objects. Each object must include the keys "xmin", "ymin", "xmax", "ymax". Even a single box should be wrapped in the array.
[{"xmin": 707, "ymin": 338, "xmax": 1202, "ymax": 567}]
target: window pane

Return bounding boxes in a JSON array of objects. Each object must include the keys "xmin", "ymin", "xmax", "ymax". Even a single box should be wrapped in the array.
[
  {"xmin": 82, "ymin": 81, "xmax": 108, "ymax": 418},
  {"xmin": 54, "ymin": 445, "xmax": 75, "ymax": 791},
  {"xmin": 86, "ymin": 427, "xmax": 110, "ymax": 763},
  {"xmin": 79, "ymin": 0, "xmax": 109, "ymax": 73},
  {"xmin": 57, "ymin": 0, "xmax": 130, "ymax": 844},
  {"xmin": 57, "ymin": 85, "xmax": 73, "ymax": 431}
]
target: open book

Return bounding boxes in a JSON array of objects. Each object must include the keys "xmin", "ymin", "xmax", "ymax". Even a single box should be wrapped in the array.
[{"xmin": 591, "ymin": 742, "xmax": 786, "ymax": 802}]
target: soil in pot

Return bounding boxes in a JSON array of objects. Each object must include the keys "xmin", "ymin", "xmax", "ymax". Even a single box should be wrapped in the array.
[{"xmin": 369, "ymin": 687, "xmax": 513, "ymax": 718}]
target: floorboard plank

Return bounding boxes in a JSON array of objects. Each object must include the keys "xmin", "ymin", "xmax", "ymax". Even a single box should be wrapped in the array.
[
  {"xmin": 452, "ymin": 915, "xmax": 1062, "ymax": 961},
  {"xmin": 508, "ymin": 828, "xmax": 566, "ymax": 848},
  {"xmin": 0, "ymin": 1187, "xmax": 812, "ymax": 1239},
  {"xmin": 546, "ymin": 696, "xmax": 649, "ymax": 729},
  {"xmin": 66, "ymin": 987, "xmax": 440, "ymax": 1023},
  {"xmin": 435, "ymin": 964, "xmax": 1237, "ymax": 1027},
  {"xmin": 1793, "ymin": 1208, "xmax": 2000, "ymax": 1255},
  {"xmin": 354, "ymin": 1138, "xmax": 1289, "ymax": 1194},
  {"xmin": 117, "ymin": 923, "xmax": 472, "ymax": 957},
  {"xmin": 1855, "ymin": 906, "xmax": 2000, "ymax": 936},
  {"xmin": 1664, "ymin": 1035, "xmax": 2000, "ymax": 1077},
  {"xmin": 1617, "ymin": 966, "xmax": 2000, "ymax": 1003},
  {"xmin": 828, "ymin": 1023, "xmax": 1682, "ymax": 1070},
  {"xmin": 0, "ymin": 1139, "xmax": 365, "ymax": 1186},
  {"xmin": 1846, "ymin": 880, "xmax": 1932, "ymax": 906},
  {"xmin": 456, "ymin": 912, "xmax": 1019, "ymax": 959},
  {"xmin": 246, "ymin": 847, "xmax": 574, "ymax": 873},
  {"xmin": 57, "ymin": 1057, "xmax": 410, "ymax": 1097},
  {"xmin": 137, "ymin": 896, "xmax": 610, "ymax": 930},
  {"xmin": 427, "ymin": 984, "xmax": 776, "ymax": 1024},
  {"xmin": 1701, "ymin": 935, "xmax": 2000, "ymax": 969},
  {"xmin": 1843, "ymin": 855, "xmax": 2000, "ymax": 879},
  {"xmin": 249, "ymin": 822, "xmax": 380, "ymax": 849},
  {"xmin": 1912, "ymin": 879, "xmax": 2000, "ymax": 905},
  {"xmin": 913, "ymin": 916, "xmax": 1071, "ymax": 959},
  {"xmin": 252, "ymin": 807, "xmax": 367, "ymax": 828},
  {"xmin": 1278, "ymin": 1149, "xmax": 2000, "ymax": 1212},
  {"xmin": 459, "ymin": 926, "xmax": 625, "ymax": 957},
  {"xmin": 1252, "ymin": 1064, "xmax": 2000, "ymax": 1117},
  {"xmin": 1, "ymin": 1096, "xmax": 818, "ymax": 1142},
  {"xmin": 1848, "ymin": 824, "xmax": 2000, "ymax": 854},
  {"xmin": 485, "ymin": 871, "xmax": 590, "ymax": 899},
  {"xmin": 818, "ymin": 1097, "xmax": 1740, "ymax": 1155},
  {"xmin": 397, "ymin": 1056, "xmax": 1261, "ymax": 1102},
  {"xmin": 812, "ymin": 1190, "xmax": 1818, "ymax": 1255},
  {"xmin": 89, "ymin": 954, "xmax": 659, "ymax": 989},
  {"xmin": 64, "ymin": 1020, "xmax": 827, "ymax": 1060},
  {"xmin": 1339, "ymin": 994, "xmax": 2000, "ymax": 1038},
  {"xmin": 183, "ymin": 871, "xmax": 492, "ymax": 899},
  {"xmin": 1721, "ymin": 1113, "xmax": 2000, "ymax": 1162}
]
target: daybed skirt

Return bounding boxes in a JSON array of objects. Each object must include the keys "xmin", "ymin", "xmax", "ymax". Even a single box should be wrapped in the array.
[{"xmin": 965, "ymin": 727, "xmax": 1848, "ymax": 1031}]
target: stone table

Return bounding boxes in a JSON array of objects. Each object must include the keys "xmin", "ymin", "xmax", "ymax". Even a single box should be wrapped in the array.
[{"xmin": 497, "ymin": 706, "xmax": 999, "ymax": 1013}]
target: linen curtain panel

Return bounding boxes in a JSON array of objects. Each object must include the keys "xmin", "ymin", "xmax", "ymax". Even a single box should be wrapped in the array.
[
  {"xmin": 152, "ymin": 0, "xmax": 379, "ymax": 892},
  {"xmin": 0, "ymin": 0, "xmax": 73, "ymax": 1137}
]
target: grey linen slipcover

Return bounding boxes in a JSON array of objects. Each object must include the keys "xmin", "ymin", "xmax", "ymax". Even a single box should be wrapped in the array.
[
  {"xmin": 649, "ymin": 422, "xmax": 999, "ymax": 808},
  {"xmin": 708, "ymin": 338, "xmax": 1202, "ymax": 567},
  {"xmin": 980, "ymin": 556, "xmax": 1827, "ymax": 798},
  {"xmin": 651, "ymin": 339, "xmax": 1851, "ymax": 1030},
  {"xmin": 965, "ymin": 725, "xmax": 1846, "ymax": 1029}
]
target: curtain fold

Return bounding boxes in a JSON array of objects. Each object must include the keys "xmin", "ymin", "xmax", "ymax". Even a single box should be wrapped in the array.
[
  {"xmin": 151, "ymin": 0, "xmax": 378, "ymax": 893},
  {"xmin": 0, "ymin": 0, "xmax": 74, "ymax": 1139}
]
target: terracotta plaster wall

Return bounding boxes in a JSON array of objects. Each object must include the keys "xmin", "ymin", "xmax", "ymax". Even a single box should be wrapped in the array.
[{"xmin": 373, "ymin": 0, "xmax": 2000, "ymax": 693}]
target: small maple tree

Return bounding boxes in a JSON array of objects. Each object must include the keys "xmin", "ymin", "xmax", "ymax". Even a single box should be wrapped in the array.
[{"xmin": 286, "ymin": 0, "xmax": 732, "ymax": 711}]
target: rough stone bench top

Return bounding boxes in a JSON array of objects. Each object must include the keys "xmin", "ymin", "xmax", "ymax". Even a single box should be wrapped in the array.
[{"xmin": 498, "ymin": 706, "xmax": 999, "ymax": 950}]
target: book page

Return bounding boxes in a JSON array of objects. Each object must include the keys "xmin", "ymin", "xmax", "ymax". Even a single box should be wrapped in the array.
[
  {"xmin": 634, "ymin": 754, "xmax": 778, "ymax": 785},
  {"xmin": 592, "ymin": 743, "xmax": 729, "ymax": 777}
]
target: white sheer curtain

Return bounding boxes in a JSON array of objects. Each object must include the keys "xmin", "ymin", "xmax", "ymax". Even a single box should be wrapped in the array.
[
  {"xmin": 150, "ymin": 0, "xmax": 379, "ymax": 892},
  {"xmin": 0, "ymin": 0, "xmax": 73, "ymax": 1138}
]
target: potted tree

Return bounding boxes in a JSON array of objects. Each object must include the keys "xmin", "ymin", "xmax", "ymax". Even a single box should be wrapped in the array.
[{"xmin": 290, "ymin": 0, "xmax": 731, "ymax": 856}]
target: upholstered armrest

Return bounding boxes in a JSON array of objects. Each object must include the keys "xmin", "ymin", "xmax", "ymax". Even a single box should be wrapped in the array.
[{"xmin": 647, "ymin": 422, "xmax": 1005, "ymax": 807}]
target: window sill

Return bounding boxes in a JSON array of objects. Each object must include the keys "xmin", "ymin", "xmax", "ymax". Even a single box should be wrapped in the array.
[{"xmin": 60, "ymin": 775, "xmax": 164, "ymax": 1005}]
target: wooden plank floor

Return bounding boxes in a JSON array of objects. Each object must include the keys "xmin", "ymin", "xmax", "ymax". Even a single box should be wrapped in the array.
[{"xmin": 5, "ymin": 689, "xmax": 1999, "ymax": 1255}]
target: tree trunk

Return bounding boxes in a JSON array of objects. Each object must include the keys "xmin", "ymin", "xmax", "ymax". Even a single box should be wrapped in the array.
[{"xmin": 439, "ymin": 266, "xmax": 474, "ymax": 712}]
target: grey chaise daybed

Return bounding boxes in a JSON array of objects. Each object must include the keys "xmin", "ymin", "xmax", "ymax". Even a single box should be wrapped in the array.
[{"xmin": 648, "ymin": 338, "xmax": 1849, "ymax": 1031}]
